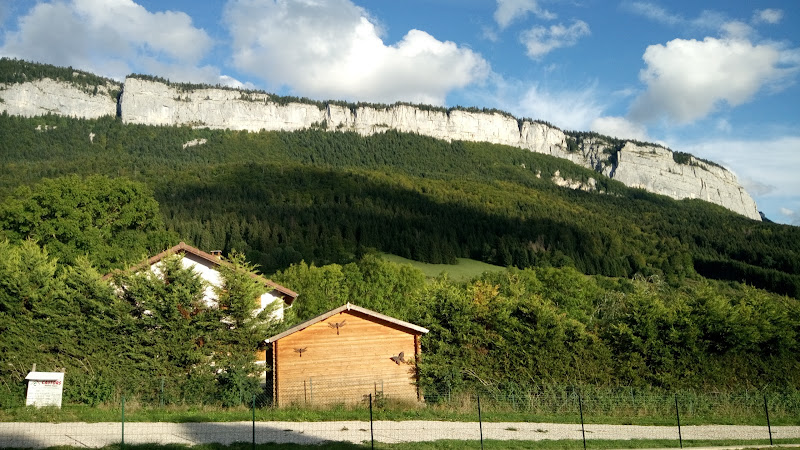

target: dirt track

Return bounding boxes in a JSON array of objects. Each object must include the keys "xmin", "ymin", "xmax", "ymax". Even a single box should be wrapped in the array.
[{"xmin": 0, "ymin": 421, "xmax": 797, "ymax": 448}]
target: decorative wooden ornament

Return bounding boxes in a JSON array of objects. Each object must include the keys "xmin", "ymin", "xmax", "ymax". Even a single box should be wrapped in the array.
[
  {"xmin": 390, "ymin": 351, "xmax": 405, "ymax": 365},
  {"xmin": 328, "ymin": 319, "xmax": 346, "ymax": 335}
]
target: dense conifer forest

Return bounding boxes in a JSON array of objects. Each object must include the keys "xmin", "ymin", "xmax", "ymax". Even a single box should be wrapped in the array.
[
  {"xmin": 1, "ymin": 113, "xmax": 798, "ymax": 296},
  {"xmin": 1, "ymin": 66, "xmax": 799, "ymax": 404}
]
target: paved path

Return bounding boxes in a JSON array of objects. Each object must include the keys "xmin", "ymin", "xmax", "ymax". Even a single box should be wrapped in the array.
[{"xmin": 0, "ymin": 421, "xmax": 797, "ymax": 448}]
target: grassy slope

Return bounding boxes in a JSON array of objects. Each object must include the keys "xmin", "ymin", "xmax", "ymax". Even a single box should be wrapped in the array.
[{"xmin": 379, "ymin": 253, "xmax": 506, "ymax": 282}]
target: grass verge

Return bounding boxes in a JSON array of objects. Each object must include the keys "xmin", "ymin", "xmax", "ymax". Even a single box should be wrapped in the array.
[{"xmin": 2, "ymin": 401, "xmax": 799, "ymax": 426}]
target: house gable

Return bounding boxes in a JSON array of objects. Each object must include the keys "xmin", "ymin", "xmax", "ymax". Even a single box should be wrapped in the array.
[{"xmin": 106, "ymin": 242, "xmax": 298, "ymax": 321}]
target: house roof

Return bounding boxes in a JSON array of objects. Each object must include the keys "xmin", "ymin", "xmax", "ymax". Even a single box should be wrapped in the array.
[
  {"xmin": 266, "ymin": 303, "xmax": 429, "ymax": 343},
  {"xmin": 104, "ymin": 242, "xmax": 298, "ymax": 304}
]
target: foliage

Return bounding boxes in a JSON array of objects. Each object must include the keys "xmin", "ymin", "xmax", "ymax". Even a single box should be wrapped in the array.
[
  {"xmin": 0, "ymin": 240, "xmax": 798, "ymax": 406},
  {"xmin": 114, "ymin": 255, "xmax": 216, "ymax": 398},
  {"xmin": 2, "ymin": 59, "xmax": 799, "ymax": 407},
  {"xmin": 0, "ymin": 174, "xmax": 176, "ymax": 271},
  {"xmin": 0, "ymin": 113, "xmax": 797, "ymax": 297},
  {"xmin": 213, "ymin": 252, "xmax": 281, "ymax": 406},
  {"xmin": 276, "ymin": 253, "xmax": 426, "ymax": 323},
  {"xmin": 0, "ymin": 240, "xmax": 130, "ymax": 406},
  {"xmin": 565, "ymin": 129, "xmax": 666, "ymax": 152},
  {"xmin": 672, "ymin": 150, "xmax": 723, "ymax": 169},
  {"xmin": 0, "ymin": 58, "xmax": 120, "ymax": 99},
  {"xmin": 277, "ymin": 258, "xmax": 800, "ymax": 393},
  {"xmin": 0, "ymin": 234, "xmax": 282, "ymax": 406}
]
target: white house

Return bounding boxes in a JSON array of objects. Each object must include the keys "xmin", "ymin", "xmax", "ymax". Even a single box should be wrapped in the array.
[{"xmin": 106, "ymin": 242, "xmax": 298, "ymax": 322}]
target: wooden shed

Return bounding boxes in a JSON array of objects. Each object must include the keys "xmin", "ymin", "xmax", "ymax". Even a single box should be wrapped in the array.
[{"xmin": 265, "ymin": 303, "xmax": 429, "ymax": 406}]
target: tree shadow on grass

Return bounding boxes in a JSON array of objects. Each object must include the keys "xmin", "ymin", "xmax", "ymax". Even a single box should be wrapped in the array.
[{"xmin": 0, "ymin": 421, "xmax": 372, "ymax": 449}]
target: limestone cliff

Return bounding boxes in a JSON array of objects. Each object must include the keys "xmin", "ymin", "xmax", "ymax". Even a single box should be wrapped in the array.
[
  {"xmin": 0, "ymin": 78, "xmax": 119, "ymax": 118},
  {"xmin": 0, "ymin": 75, "xmax": 761, "ymax": 220},
  {"xmin": 119, "ymin": 77, "xmax": 760, "ymax": 220},
  {"xmin": 605, "ymin": 143, "xmax": 759, "ymax": 220}
]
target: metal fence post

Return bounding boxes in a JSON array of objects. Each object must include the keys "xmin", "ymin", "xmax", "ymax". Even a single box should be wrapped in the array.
[
  {"xmin": 764, "ymin": 394, "xmax": 773, "ymax": 446},
  {"xmin": 252, "ymin": 394, "xmax": 256, "ymax": 450},
  {"xmin": 477, "ymin": 394, "xmax": 484, "ymax": 450},
  {"xmin": 675, "ymin": 393, "xmax": 683, "ymax": 448},
  {"xmin": 578, "ymin": 391, "xmax": 586, "ymax": 450},
  {"xmin": 121, "ymin": 395, "xmax": 125, "ymax": 449},
  {"xmin": 369, "ymin": 393, "xmax": 374, "ymax": 450}
]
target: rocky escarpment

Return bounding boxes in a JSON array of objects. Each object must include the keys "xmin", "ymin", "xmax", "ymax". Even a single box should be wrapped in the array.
[
  {"xmin": 0, "ymin": 76, "xmax": 761, "ymax": 220},
  {"xmin": 119, "ymin": 78, "xmax": 760, "ymax": 220},
  {"xmin": 0, "ymin": 78, "xmax": 119, "ymax": 118},
  {"xmin": 605, "ymin": 143, "xmax": 759, "ymax": 219}
]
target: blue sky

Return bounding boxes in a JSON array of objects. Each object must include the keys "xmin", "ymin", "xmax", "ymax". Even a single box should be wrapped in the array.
[{"xmin": 1, "ymin": 0, "xmax": 798, "ymax": 224}]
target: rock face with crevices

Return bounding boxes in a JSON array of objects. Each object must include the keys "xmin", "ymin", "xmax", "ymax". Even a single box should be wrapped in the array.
[
  {"xmin": 0, "ymin": 76, "xmax": 761, "ymax": 220},
  {"xmin": 0, "ymin": 78, "xmax": 118, "ymax": 118},
  {"xmin": 605, "ymin": 143, "xmax": 759, "ymax": 219}
]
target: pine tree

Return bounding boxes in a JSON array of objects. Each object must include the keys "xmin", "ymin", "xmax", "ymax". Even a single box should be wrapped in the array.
[{"xmin": 212, "ymin": 252, "xmax": 280, "ymax": 406}]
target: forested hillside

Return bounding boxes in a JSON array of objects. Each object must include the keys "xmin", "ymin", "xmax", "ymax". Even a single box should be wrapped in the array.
[
  {"xmin": 1, "ymin": 113, "xmax": 798, "ymax": 296},
  {"xmin": 1, "ymin": 112, "xmax": 799, "ymax": 404}
]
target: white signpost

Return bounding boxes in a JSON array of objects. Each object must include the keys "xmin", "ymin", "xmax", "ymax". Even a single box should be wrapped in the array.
[{"xmin": 25, "ymin": 372, "xmax": 64, "ymax": 408}]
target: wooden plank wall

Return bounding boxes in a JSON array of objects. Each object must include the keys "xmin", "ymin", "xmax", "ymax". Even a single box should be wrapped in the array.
[{"xmin": 274, "ymin": 310, "xmax": 420, "ymax": 406}]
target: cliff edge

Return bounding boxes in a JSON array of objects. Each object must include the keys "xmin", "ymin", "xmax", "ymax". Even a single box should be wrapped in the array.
[{"xmin": 0, "ymin": 75, "xmax": 760, "ymax": 220}]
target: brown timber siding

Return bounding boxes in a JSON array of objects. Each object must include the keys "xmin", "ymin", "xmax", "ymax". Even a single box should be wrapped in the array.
[{"xmin": 274, "ymin": 310, "xmax": 419, "ymax": 406}]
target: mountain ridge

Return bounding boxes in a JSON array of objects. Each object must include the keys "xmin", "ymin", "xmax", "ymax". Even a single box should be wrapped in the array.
[{"xmin": 0, "ymin": 59, "xmax": 760, "ymax": 220}]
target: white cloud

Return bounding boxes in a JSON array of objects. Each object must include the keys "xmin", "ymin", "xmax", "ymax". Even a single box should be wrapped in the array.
[
  {"xmin": 630, "ymin": 36, "xmax": 784, "ymax": 123},
  {"xmin": 494, "ymin": 0, "xmax": 555, "ymax": 29},
  {"xmin": 467, "ymin": 75, "xmax": 604, "ymax": 131},
  {"xmin": 482, "ymin": 25, "xmax": 499, "ymax": 43},
  {"xmin": 516, "ymin": 84, "xmax": 602, "ymax": 130},
  {"xmin": 753, "ymin": 8, "xmax": 783, "ymax": 25},
  {"xmin": 720, "ymin": 21, "xmax": 753, "ymax": 40},
  {"xmin": 776, "ymin": 207, "xmax": 800, "ymax": 226},
  {"xmin": 625, "ymin": 1, "xmax": 682, "ymax": 26},
  {"xmin": 676, "ymin": 135, "xmax": 800, "ymax": 224},
  {"xmin": 625, "ymin": 2, "xmax": 748, "ymax": 34},
  {"xmin": 679, "ymin": 136, "xmax": 800, "ymax": 198},
  {"xmin": 591, "ymin": 116, "xmax": 652, "ymax": 141},
  {"xmin": 742, "ymin": 177, "xmax": 776, "ymax": 197},
  {"xmin": 520, "ymin": 20, "xmax": 590, "ymax": 59},
  {"xmin": 139, "ymin": 58, "xmax": 246, "ymax": 88},
  {"xmin": 0, "ymin": 0, "xmax": 222, "ymax": 83},
  {"xmin": 223, "ymin": 0, "xmax": 490, "ymax": 105},
  {"xmin": 73, "ymin": 0, "xmax": 210, "ymax": 63},
  {"xmin": 780, "ymin": 47, "xmax": 800, "ymax": 66},
  {"xmin": 715, "ymin": 118, "xmax": 732, "ymax": 133},
  {"xmin": 689, "ymin": 10, "xmax": 727, "ymax": 32}
]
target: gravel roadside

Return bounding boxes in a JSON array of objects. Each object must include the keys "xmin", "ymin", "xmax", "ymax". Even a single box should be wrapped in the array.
[{"xmin": 0, "ymin": 421, "xmax": 797, "ymax": 448}]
